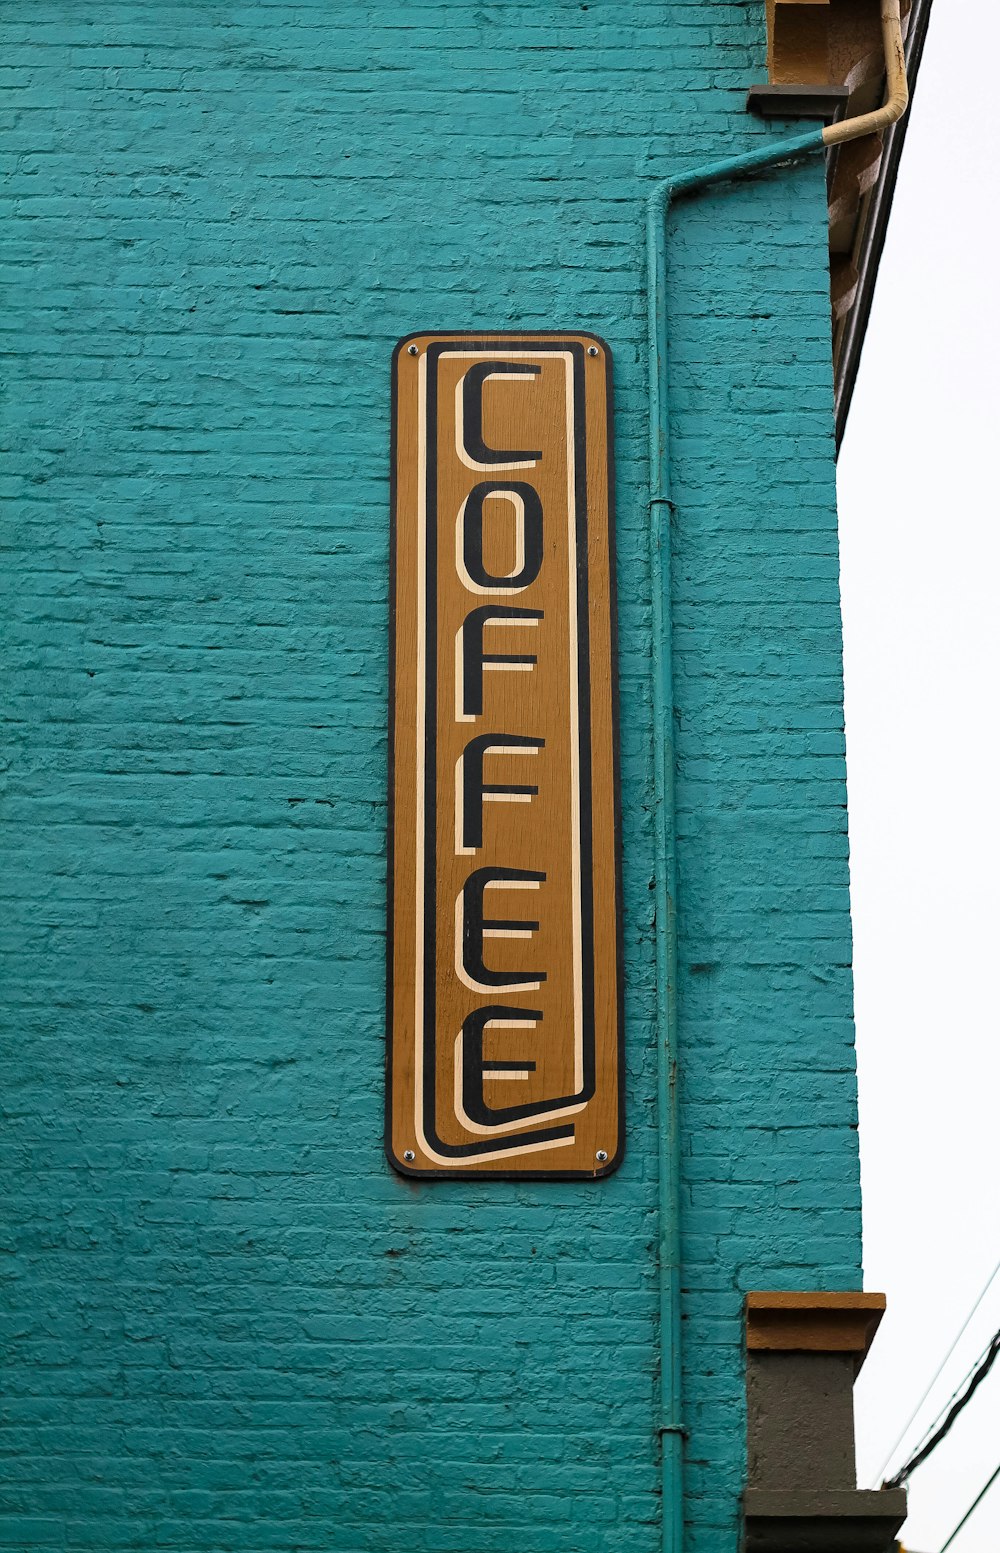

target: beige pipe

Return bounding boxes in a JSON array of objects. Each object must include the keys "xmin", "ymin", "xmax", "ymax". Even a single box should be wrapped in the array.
[{"xmin": 822, "ymin": 0, "xmax": 909, "ymax": 147}]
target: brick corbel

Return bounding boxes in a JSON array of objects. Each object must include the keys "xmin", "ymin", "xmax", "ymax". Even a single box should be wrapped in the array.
[
  {"xmin": 743, "ymin": 1292, "xmax": 907, "ymax": 1553},
  {"xmin": 746, "ymin": 1289, "xmax": 885, "ymax": 1369}
]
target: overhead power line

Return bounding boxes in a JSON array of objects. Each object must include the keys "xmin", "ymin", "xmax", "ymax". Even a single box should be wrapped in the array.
[
  {"xmin": 939, "ymin": 1458, "xmax": 1000, "ymax": 1552},
  {"xmin": 885, "ymin": 1325, "xmax": 1000, "ymax": 1488},
  {"xmin": 875, "ymin": 1254, "xmax": 1000, "ymax": 1486}
]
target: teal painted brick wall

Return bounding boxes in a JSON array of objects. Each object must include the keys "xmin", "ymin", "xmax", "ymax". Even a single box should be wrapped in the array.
[
  {"xmin": 668, "ymin": 173, "xmax": 862, "ymax": 1546},
  {"xmin": 1, "ymin": 4, "xmax": 861, "ymax": 1550}
]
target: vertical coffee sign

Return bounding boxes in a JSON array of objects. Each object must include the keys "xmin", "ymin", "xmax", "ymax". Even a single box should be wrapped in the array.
[{"xmin": 387, "ymin": 333, "xmax": 623, "ymax": 1177}]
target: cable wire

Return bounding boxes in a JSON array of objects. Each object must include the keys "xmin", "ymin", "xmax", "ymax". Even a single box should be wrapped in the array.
[
  {"xmin": 885, "ymin": 1325, "xmax": 1000, "ymax": 1488},
  {"xmin": 939, "ymin": 1457, "xmax": 1000, "ymax": 1552},
  {"xmin": 875, "ymin": 1254, "xmax": 1000, "ymax": 1485}
]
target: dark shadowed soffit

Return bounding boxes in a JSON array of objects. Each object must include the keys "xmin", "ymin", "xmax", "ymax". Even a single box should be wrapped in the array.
[{"xmin": 834, "ymin": 0, "xmax": 934, "ymax": 451}]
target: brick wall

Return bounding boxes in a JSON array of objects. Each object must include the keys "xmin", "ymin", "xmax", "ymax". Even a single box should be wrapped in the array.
[
  {"xmin": 1, "ymin": 4, "xmax": 860, "ymax": 1550},
  {"xmin": 669, "ymin": 171, "xmax": 862, "ymax": 1545}
]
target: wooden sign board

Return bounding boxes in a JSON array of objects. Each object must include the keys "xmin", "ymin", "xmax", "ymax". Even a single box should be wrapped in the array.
[{"xmin": 386, "ymin": 333, "xmax": 623, "ymax": 1178}]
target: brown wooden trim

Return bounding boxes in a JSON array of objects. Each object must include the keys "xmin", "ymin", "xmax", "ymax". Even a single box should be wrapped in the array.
[
  {"xmin": 767, "ymin": 0, "xmax": 832, "ymax": 89},
  {"xmin": 746, "ymin": 1291, "xmax": 886, "ymax": 1364}
]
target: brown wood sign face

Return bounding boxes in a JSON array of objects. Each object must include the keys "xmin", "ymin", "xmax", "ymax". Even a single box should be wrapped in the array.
[{"xmin": 386, "ymin": 332, "xmax": 623, "ymax": 1178}]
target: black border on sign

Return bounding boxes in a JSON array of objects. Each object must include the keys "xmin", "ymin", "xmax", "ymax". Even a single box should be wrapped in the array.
[
  {"xmin": 385, "ymin": 330, "xmax": 625, "ymax": 1181},
  {"xmin": 422, "ymin": 339, "xmax": 590, "ymax": 1158}
]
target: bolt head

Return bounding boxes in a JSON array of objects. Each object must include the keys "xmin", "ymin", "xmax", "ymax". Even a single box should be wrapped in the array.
[
  {"xmin": 587, "ymin": 345, "xmax": 599, "ymax": 357},
  {"xmin": 407, "ymin": 344, "xmax": 419, "ymax": 356},
  {"xmin": 596, "ymin": 1149, "xmax": 608, "ymax": 1163},
  {"xmin": 403, "ymin": 1149, "xmax": 415, "ymax": 1162}
]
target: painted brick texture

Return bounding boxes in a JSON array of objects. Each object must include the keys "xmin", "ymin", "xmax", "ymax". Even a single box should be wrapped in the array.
[{"xmin": 1, "ymin": 4, "xmax": 861, "ymax": 1551}]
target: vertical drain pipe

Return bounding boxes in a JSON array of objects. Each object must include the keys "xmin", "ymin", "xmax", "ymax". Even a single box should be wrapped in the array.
[
  {"xmin": 647, "ymin": 8, "xmax": 908, "ymax": 1549},
  {"xmin": 646, "ymin": 132, "xmax": 825, "ymax": 1553}
]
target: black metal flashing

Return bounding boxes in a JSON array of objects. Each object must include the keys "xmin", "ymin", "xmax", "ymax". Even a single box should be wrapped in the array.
[{"xmin": 834, "ymin": 0, "xmax": 935, "ymax": 450}]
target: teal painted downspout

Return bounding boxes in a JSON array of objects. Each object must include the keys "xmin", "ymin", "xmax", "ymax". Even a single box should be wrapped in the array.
[
  {"xmin": 647, "ymin": 13, "xmax": 908, "ymax": 1545},
  {"xmin": 645, "ymin": 126, "xmax": 826, "ymax": 1553}
]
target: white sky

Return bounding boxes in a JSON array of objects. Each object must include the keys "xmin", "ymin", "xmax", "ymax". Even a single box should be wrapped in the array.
[{"xmin": 838, "ymin": 4, "xmax": 1000, "ymax": 1549}]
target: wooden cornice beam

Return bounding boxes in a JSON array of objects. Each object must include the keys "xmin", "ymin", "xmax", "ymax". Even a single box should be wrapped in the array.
[
  {"xmin": 746, "ymin": 1290, "xmax": 886, "ymax": 1373},
  {"xmin": 768, "ymin": 0, "xmax": 832, "ymax": 85}
]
